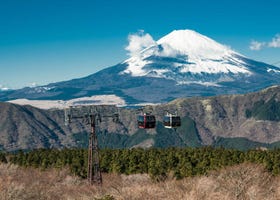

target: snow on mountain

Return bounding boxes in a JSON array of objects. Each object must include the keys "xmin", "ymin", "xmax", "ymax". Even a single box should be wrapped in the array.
[
  {"xmin": 158, "ymin": 30, "xmax": 234, "ymax": 58},
  {"xmin": 122, "ymin": 30, "xmax": 252, "ymax": 83},
  {"xmin": 9, "ymin": 95, "xmax": 126, "ymax": 110},
  {"xmin": 1, "ymin": 29, "xmax": 280, "ymax": 106},
  {"xmin": 0, "ymin": 85, "xmax": 10, "ymax": 91},
  {"xmin": 267, "ymin": 68, "xmax": 280, "ymax": 73}
]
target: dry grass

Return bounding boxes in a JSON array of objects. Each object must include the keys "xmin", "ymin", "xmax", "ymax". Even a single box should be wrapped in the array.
[{"xmin": 0, "ymin": 163, "xmax": 280, "ymax": 200}]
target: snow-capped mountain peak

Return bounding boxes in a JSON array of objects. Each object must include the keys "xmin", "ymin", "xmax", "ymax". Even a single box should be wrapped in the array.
[
  {"xmin": 122, "ymin": 29, "xmax": 251, "ymax": 84},
  {"xmin": 157, "ymin": 30, "xmax": 236, "ymax": 59},
  {"xmin": 1, "ymin": 29, "xmax": 280, "ymax": 106}
]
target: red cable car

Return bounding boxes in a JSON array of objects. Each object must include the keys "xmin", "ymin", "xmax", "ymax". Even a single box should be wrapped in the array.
[
  {"xmin": 163, "ymin": 113, "xmax": 181, "ymax": 129},
  {"xmin": 137, "ymin": 113, "xmax": 156, "ymax": 129}
]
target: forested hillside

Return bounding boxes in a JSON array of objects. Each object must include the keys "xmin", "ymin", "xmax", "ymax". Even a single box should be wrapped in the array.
[{"xmin": 4, "ymin": 147, "xmax": 280, "ymax": 179}]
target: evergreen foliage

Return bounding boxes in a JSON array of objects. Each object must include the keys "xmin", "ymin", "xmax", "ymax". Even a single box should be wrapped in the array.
[
  {"xmin": 213, "ymin": 137, "xmax": 268, "ymax": 151},
  {"xmin": 245, "ymin": 97, "xmax": 280, "ymax": 121},
  {"xmin": 0, "ymin": 151, "xmax": 7, "ymax": 163},
  {"xmin": 7, "ymin": 147, "xmax": 280, "ymax": 180}
]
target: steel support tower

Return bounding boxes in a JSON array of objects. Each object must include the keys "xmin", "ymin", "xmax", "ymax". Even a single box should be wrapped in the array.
[
  {"xmin": 87, "ymin": 114, "xmax": 102, "ymax": 185},
  {"xmin": 65, "ymin": 105, "xmax": 119, "ymax": 186}
]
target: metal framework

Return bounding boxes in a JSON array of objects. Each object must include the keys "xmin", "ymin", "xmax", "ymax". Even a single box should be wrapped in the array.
[
  {"xmin": 88, "ymin": 114, "xmax": 102, "ymax": 185},
  {"xmin": 65, "ymin": 105, "xmax": 118, "ymax": 185}
]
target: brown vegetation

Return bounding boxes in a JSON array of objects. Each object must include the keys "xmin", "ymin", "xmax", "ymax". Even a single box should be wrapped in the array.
[{"xmin": 1, "ymin": 162, "xmax": 280, "ymax": 200}]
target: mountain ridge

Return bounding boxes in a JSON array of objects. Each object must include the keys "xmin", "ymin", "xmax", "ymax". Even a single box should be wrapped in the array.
[{"xmin": 1, "ymin": 85, "xmax": 280, "ymax": 151}]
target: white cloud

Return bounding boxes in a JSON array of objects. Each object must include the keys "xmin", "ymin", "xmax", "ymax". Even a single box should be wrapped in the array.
[
  {"xmin": 250, "ymin": 34, "xmax": 280, "ymax": 50},
  {"xmin": 249, "ymin": 40, "xmax": 265, "ymax": 51},
  {"xmin": 268, "ymin": 34, "xmax": 280, "ymax": 48},
  {"xmin": 155, "ymin": 43, "xmax": 181, "ymax": 57},
  {"xmin": 125, "ymin": 30, "xmax": 156, "ymax": 57}
]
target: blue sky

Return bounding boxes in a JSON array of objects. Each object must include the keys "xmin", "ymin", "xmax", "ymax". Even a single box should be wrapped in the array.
[{"xmin": 0, "ymin": 0, "xmax": 279, "ymax": 89}]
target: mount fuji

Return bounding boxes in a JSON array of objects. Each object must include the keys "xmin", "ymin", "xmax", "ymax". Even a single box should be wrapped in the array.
[
  {"xmin": 123, "ymin": 30, "xmax": 252, "ymax": 83},
  {"xmin": 1, "ymin": 29, "xmax": 280, "ymax": 107}
]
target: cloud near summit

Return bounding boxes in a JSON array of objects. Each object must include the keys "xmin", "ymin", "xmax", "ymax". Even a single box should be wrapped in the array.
[{"xmin": 125, "ymin": 30, "xmax": 156, "ymax": 57}]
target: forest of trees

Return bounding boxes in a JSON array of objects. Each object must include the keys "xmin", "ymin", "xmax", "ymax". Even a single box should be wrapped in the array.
[{"xmin": 1, "ymin": 147, "xmax": 280, "ymax": 180}]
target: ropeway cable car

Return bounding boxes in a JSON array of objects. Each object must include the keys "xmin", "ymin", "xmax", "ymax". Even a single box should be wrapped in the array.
[
  {"xmin": 137, "ymin": 113, "xmax": 156, "ymax": 129},
  {"xmin": 163, "ymin": 113, "xmax": 181, "ymax": 129}
]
